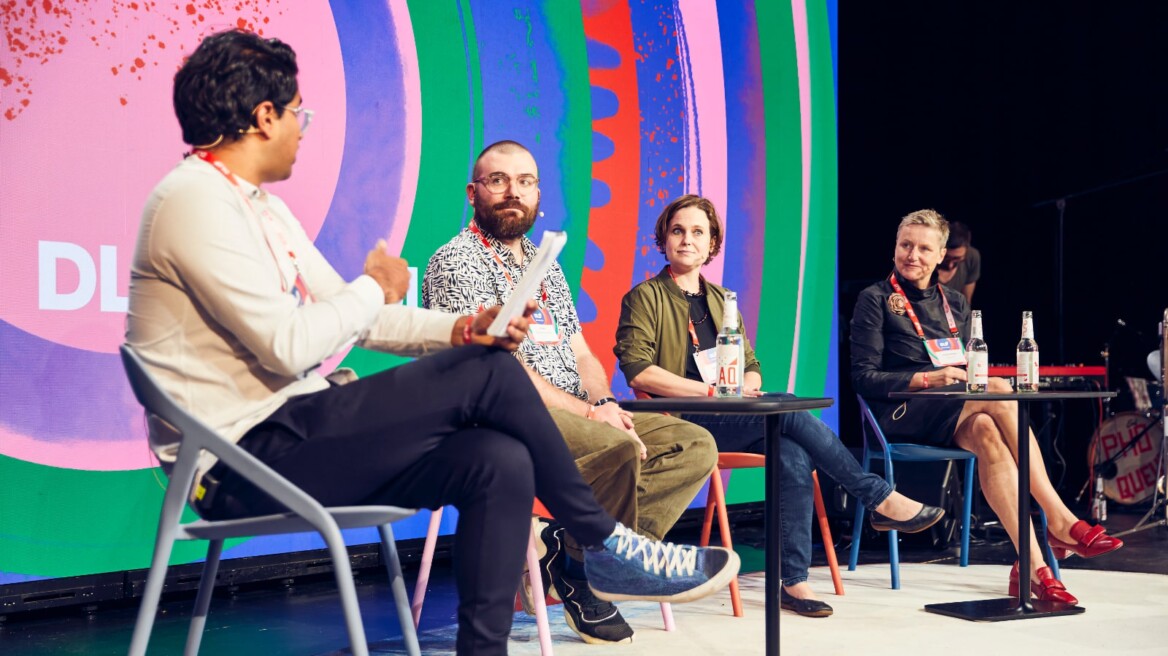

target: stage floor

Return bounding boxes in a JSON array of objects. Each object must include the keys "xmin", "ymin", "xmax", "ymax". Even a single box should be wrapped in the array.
[{"xmin": 4, "ymin": 511, "xmax": 1165, "ymax": 655}]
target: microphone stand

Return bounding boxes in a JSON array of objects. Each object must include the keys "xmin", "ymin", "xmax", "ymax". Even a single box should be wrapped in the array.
[{"xmin": 1032, "ymin": 167, "xmax": 1168, "ymax": 365}]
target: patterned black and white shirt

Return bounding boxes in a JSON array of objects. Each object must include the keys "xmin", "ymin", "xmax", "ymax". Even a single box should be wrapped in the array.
[{"xmin": 423, "ymin": 226, "xmax": 587, "ymax": 400}]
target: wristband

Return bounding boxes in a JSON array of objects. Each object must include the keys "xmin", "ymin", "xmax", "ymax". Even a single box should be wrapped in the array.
[
  {"xmin": 593, "ymin": 396, "xmax": 617, "ymax": 407},
  {"xmin": 707, "ymin": 385, "xmax": 715, "ymax": 397},
  {"xmin": 921, "ymin": 373, "xmax": 930, "ymax": 389}
]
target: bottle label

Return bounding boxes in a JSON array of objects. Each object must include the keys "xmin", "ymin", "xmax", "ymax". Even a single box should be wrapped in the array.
[
  {"xmin": 1017, "ymin": 351, "xmax": 1040, "ymax": 390},
  {"xmin": 715, "ymin": 343, "xmax": 743, "ymax": 397},
  {"xmin": 967, "ymin": 351, "xmax": 988, "ymax": 389}
]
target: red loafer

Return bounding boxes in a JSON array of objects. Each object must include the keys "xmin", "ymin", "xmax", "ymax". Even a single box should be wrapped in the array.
[
  {"xmin": 1048, "ymin": 520, "xmax": 1124, "ymax": 560},
  {"xmin": 1008, "ymin": 561, "xmax": 1078, "ymax": 605}
]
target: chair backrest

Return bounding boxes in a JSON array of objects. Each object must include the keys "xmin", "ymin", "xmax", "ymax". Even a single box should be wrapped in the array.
[
  {"xmin": 855, "ymin": 394, "xmax": 892, "ymax": 452},
  {"xmin": 119, "ymin": 344, "xmax": 328, "ymax": 522}
]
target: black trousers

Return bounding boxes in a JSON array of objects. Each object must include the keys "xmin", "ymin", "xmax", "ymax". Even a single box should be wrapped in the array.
[{"xmin": 203, "ymin": 346, "xmax": 615, "ymax": 654}]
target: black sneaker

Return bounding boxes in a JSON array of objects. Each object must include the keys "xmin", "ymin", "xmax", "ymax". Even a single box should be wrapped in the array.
[
  {"xmin": 555, "ymin": 573, "xmax": 635, "ymax": 645},
  {"xmin": 518, "ymin": 518, "xmax": 563, "ymax": 615}
]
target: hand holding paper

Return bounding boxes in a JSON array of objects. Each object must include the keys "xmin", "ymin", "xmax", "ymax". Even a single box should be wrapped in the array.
[{"xmin": 487, "ymin": 230, "xmax": 568, "ymax": 337}]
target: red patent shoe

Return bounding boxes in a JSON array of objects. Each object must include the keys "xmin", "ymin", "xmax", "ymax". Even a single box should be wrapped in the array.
[
  {"xmin": 1048, "ymin": 519, "xmax": 1124, "ymax": 560},
  {"xmin": 1008, "ymin": 561, "xmax": 1078, "ymax": 605}
]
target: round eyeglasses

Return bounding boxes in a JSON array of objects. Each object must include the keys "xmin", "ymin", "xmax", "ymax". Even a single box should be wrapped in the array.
[{"xmin": 474, "ymin": 173, "xmax": 539, "ymax": 194}]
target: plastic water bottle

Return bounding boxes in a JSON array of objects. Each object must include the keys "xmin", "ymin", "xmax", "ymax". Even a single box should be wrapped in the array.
[{"xmin": 715, "ymin": 291, "xmax": 744, "ymax": 397}]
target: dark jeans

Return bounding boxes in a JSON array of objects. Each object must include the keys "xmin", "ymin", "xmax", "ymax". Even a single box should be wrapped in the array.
[
  {"xmin": 203, "ymin": 346, "xmax": 615, "ymax": 655},
  {"xmin": 683, "ymin": 393, "xmax": 892, "ymax": 586}
]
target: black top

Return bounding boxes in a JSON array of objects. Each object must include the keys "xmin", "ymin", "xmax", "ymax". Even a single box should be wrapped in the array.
[
  {"xmin": 849, "ymin": 274, "xmax": 972, "ymax": 443},
  {"xmin": 683, "ymin": 290, "xmax": 718, "ymax": 382}
]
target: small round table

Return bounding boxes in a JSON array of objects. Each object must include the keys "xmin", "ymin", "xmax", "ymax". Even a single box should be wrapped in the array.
[{"xmin": 887, "ymin": 389, "xmax": 1115, "ymax": 621}]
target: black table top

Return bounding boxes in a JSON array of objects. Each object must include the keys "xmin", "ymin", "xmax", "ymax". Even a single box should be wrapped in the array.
[
  {"xmin": 618, "ymin": 396, "xmax": 833, "ymax": 415},
  {"xmin": 888, "ymin": 390, "xmax": 1116, "ymax": 401}
]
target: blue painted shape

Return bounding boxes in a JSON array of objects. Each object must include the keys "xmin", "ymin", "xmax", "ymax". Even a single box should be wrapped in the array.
[
  {"xmin": 590, "ymin": 85, "xmax": 619, "ymax": 120},
  {"xmin": 586, "ymin": 37, "xmax": 621, "ymax": 69},
  {"xmin": 591, "ymin": 178, "xmax": 611, "ymax": 207},
  {"xmin": 584, "ymin": 237, "xmax": 605, "ymax": 271},
  {"xmin": 576, "ymin": 287, "xmax": 598, "ymax": 324},
  {"xmin": 316, "ymin": 1, "xmax": 407, "ymax": 279},
  {"xmin": 470, "ymin": 1, "xmax": 569, "ymax": 234},
  {"xmin": 592, "ymin": 130, "xmax": 615, "ymax": 161}
]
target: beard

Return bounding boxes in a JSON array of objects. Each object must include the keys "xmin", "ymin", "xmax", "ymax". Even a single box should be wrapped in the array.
[{"xmin": 473, "ymin": 197, "xmax": 540, "ymax": 240}]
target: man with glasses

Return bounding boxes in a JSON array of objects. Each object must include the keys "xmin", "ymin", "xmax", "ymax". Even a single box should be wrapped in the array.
[
  {"xmin": 423, "ymin": 141, "xmax": 718, "ymax": 646},
  {"xmin": 128, "ymin": 31, "xmax": 738, "ymax": 655}
]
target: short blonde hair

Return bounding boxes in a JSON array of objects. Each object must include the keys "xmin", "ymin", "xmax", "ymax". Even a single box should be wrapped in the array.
[{"xmin": 897, "ymin": 209, "xmax": 949, "ymax": 248}]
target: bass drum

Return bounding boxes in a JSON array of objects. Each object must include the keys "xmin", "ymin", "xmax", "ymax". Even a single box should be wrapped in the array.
[{"xmin": 1092, "ymin": 412, "xmax": 1164, "ymax": 504}]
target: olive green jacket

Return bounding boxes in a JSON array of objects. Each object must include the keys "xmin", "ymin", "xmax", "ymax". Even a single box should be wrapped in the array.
[{"xmin": 614, "ymin": 267, "xmax": 761, "ymax": 386}]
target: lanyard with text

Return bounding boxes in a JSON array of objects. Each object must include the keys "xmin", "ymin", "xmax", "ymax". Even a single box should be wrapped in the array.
[
  {"xmin": 888, "ymin": 273, "xmax": 965, "ymax": 367},
  {"xmin": 191, "ymin": 150, "xmax": 315, "ymax": 304},
  {"xmin": 468, "ymin": 221, "xmax": 559, "ymax": 343}
]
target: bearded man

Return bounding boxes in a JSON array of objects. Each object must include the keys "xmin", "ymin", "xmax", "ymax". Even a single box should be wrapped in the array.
[{"xmin": 422, "ymin": 140, "xmax": 717, "ymax": 646}]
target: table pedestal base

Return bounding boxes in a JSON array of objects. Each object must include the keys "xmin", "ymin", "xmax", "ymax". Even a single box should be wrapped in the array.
[{"xmin": 925, "ymin": 597, "xmax": 1085, "ymax": 621}]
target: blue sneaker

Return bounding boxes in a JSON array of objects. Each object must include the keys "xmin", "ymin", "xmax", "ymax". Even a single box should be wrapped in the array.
[{"xmin": 583, "ymin": 523, "xmax": 740, "ymax": 603}]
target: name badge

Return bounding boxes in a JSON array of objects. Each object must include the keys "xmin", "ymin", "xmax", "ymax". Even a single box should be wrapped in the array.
[
  {"xmin": 694, "ymin": 347, "xmax": 718, "ymax": 385},
  {"xmin": 925, "ymin": 338, "xmax": 967, "ymax": 367},
  {"xmin": 527, "ymin": 306, "xmax": 561, "ymax": 344}
]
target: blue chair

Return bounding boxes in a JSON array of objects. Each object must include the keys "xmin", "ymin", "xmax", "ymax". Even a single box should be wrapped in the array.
[{"xmin": 849, "ymin": 395, "xmax": 1060, "ymax": 588}]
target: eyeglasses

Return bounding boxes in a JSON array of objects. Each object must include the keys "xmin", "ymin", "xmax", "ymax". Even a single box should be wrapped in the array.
[
  {"xmin": 474, "ymin": 173, "xmax": 539, "ymax": 194},
  {"xmin": 285, "ymin": 104, "xmax": 314, "ymax": 133}
]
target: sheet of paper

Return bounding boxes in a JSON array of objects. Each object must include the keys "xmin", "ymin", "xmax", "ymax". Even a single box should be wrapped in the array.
[{"xmin": 487, "ymin": 230, "xmax": 568, "ymax": 337}]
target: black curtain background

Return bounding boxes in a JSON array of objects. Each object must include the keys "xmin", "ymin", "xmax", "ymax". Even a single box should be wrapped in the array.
[{"xmin": 837, "ymin": 3, "xmax": 1168, "ymax": 495}]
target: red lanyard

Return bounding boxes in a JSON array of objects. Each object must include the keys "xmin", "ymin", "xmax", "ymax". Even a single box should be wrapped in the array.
[
  {"xmin": 191, "ymin": 150, "xmax": 314, "ymax": 302},
  {"xmin": 888, "ymin": 273, "xmax": 958, "ymax": 341},
  {"xmin": 667, "ymin": 265, "xmax": 705, "ymax": 352},
  {"xmin": 468, "ymin": 221, "xmax": 549, "ymax": 307}
]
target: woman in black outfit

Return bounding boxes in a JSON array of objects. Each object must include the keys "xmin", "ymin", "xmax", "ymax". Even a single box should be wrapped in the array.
[{"xmin": 850, "ymin": 209, "xmax": 1123, "ymax": 604}]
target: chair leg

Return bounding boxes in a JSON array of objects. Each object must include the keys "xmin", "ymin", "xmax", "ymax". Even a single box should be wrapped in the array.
[
  {"xmin": 321, "ymin": 524, "xmax": 370, "ymax": 656},
  {"xmin": 379, "ymin": 524, "xmax": 421, "ymax": 656},
  {"xmin": 525, "ymin": 528, "xmax": 555, "ymax": 656},
  {"xmin": 886, "ymin": 460, "xmax": 900, "ymax": 590},
  {"xmin": 847, "ymin": 461, "xmax": 871, "ymax": 572},
  {"xmin": 183, "ymin": 539, "xmax": 223, "ymax": 656},
  {"xmin": 811, "ymin": 472, "xmax": 845, "ymax": 596},
  {"xmin": 128, "ymin": 512, "xmax": 183, "ymax": 656},
  {"xmin": 699, "ymin": 467, "xmax": 721, "ymax": 547},
  {"xmin": 708, "ymin": 465, "xmax": 742, "ymax": 617},
  {"xmin": 411, "ymin": 508, "xmax": 444, "ymax": 628},
  {"xmin": 960, "ymin": 458, "xmax": 975, "ymax": 568},
  {"xmin": 660, "ymin": 603, "xmax": 675, "ymax": 631}
]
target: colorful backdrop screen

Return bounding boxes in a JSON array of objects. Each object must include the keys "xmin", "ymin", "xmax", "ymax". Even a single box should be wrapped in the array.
[{"xmin": 0, "ymin": 0, "xmax": 838, "ymax": 585}]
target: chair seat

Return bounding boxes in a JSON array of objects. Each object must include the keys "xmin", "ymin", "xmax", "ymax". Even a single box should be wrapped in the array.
[
  {"xmin": 886, "ymin": 443, "xmax": 976, "ymax": 462},
  {"xmin": 181, "ymin": 506, "xmax": 417, "ymax": 540}
]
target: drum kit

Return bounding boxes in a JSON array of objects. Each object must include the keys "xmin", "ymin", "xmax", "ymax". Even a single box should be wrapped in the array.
[{"xmin": 1089, "ymin": 309, "xmax": 1167, "ymax": 537}]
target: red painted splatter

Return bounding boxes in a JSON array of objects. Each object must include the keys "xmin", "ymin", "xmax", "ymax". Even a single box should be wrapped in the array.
[
  {"xmin": 4, "ymin": 1, "xmax": 290, "ymax": 120},
  {"xmin": 119, "ymin": 97, "xmax": 127, "ymax": 105}
]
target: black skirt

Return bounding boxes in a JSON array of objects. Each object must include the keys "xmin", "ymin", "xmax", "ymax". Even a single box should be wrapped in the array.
[{"xmin": 870, "ymin": 383, "xmax": 966, "ymax": 446}]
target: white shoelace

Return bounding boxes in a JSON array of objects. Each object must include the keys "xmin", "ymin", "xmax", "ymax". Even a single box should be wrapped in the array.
[{"xmin": 614, "ymin": 529, "xmax": 698, "ymax": 577}]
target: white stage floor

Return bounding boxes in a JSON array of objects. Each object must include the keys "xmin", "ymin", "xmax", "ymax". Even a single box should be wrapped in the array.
[{"xmin": 375, "ymin": 563, "xmax": 1168, "ymax": 655}]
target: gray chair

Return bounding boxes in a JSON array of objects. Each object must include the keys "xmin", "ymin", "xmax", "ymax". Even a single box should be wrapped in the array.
[{"xmin": 121, "ymin": 345, "xmax": 420, "ymax": 656}]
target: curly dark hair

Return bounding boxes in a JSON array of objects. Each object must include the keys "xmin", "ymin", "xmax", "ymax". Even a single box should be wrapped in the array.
[
  {"xmin": 173, "ymin": 29, "xmax": 299, "ymax": 147},
  {"xmin": 653, "ymin": 194, "xmax": 724, "ymax": 264}
]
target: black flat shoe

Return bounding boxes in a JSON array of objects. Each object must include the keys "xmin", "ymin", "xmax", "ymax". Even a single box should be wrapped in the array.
[
  {"xmin": 780, "ymin": 588, "xmax": 833, "ymax": 617},
  {"xmin": 869, "ymin": 505, "xmax": 945, "ymax": 534}
]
